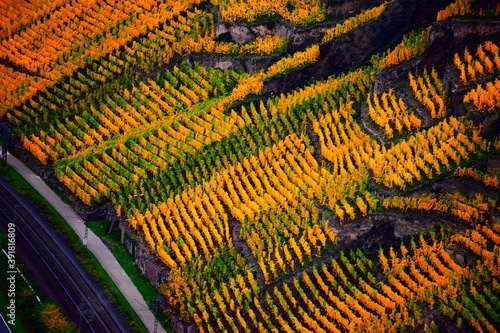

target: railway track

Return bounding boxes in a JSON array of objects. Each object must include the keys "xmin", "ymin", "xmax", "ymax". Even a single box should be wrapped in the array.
[{"xmin": 0, "ymin": 177, "xmax": 132, "ymax": 333}]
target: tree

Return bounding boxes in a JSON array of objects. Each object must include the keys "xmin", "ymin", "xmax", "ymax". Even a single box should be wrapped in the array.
[{"xmin": 39, "ymin": 303, "xmax": 75, "ymax": 332}]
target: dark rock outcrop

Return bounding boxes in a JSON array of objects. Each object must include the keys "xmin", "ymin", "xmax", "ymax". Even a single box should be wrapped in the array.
[
  {"xmin": 264, "ymin": 0, "xmax": 455, "ymax": 96},
  {"xmin": 185, "ymin": 54, "xmax": 276, "ymax": 73},
  {"xmin": 372, "ymin": 60, "xmax": 418, "ymax": 94},
  {"xmin": 422, "ymin": 18, "xmax": 500, "ymax": 74},
  {"xmin": 328, "ymin": 0, "xmax": 383, "ymax": 20}
]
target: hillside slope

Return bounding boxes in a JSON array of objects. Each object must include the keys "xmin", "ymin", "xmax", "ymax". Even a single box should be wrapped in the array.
[{"xmin": 1, "ymin": 0, "xmax": 500, "ymax": 331}]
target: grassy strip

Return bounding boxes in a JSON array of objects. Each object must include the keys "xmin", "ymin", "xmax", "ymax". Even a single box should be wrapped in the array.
[
  {"xmin": 0, "ymin": 233, "xmax": 40, "ymax": 333},
  {"xmin": 0, "ymin": 235, "xmax": 78, "ymax": 333},
  {"xmin": 86, "ymin": 220, "xmax": 174, "ymax": 332},
  {"xmin": 84, "ymin": 250, "xmax": 150, "ymax": 333},
  {"xmin": 0, "ymin": 163, "xmax": 149, "ymax": 333}
]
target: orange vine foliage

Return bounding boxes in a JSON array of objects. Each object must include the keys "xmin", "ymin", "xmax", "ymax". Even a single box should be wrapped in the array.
[
  {"xmin": 454, "ymin": 167, "xmax": 500, "ymax": 187},
  {"xmin": 54, "ymin": 97, "xmax": 246, "ymax": 206},
  {"xmin": 310, "ymin": 101, "xmax": 379, "ymax": 221},
  {"xmin": 436, "ymin": 0, "xmax": 471, "ymax": 21},
  {"xmin": 437, "ymin": 0, "xmax": 500, "ymax": 20},
  {"xmin": 213, "ymin": 0, "xmax": 326, "ymax": 26},
  {"xmin": 225, "ymin": 76, "xmax": 264, "ymax": 104},
  {"xmin": 382, "ymin": 192, "xmax": 496, "ymax": 225},
  {"xmin": 0, "ymin": 0, "xmax": 70, "ymax": 39},
  {"xmin": 371, "ymin": 27, "xmax": 431, "ymax": 70},
  {"xmin": 370, "ymin": 117, "xmax": 490, "ymax": 189},
  {"xmin": 261, "ymin": 45, "xmax": 320, "ymax": 79},
  {"xmin": 129, "ymin": 177, "xmax": 232, "ymax": 267},
  {"xmin": 367, "ymin": 89, "xmax": 422, "ymax": 138},
  {"xmin": 451, "ymin": 225, "xmax": 500, "ymax": 279},
  {"xmin": 6, "ymin": 2, "xmax": 500, "ymax": 330},
  {"xmin": 463, "ymin": 78, "xmax": 500, "ymax": 111},
  {"xmin": 454, "ymin": 41, "xmax": 500, "ymax": 84},
  {"xmin": 0, "ymin": 64, "xmax": 34, "ymax": 116},
  {"xmin": 408, "ymin": 68, "xmax": 447, "ymax": 119},
  {"xmin": 183, "ymin": 34, "xmax": 289, "ymax": 56},
  {"xmin": 322, "ymin": 2, "xmax": 387, "ymax": 43}
]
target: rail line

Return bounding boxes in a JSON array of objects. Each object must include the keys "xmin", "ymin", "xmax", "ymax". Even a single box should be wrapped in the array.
[{"xmin": 0, "ymin": 177, "xmax": 131, "ymax": 333}]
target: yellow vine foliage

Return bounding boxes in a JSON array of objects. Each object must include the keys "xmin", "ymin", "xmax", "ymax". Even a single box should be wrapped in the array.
[
  {"xmin": 464, "ymin": 78, "xmax": 500, "ymax": 111},
  {"xmin": 436, "ymin": 0, "xmax": 471, "ymax": 21},
  {"xmin": 371, "ymin": 27, "xmax": 431, "ymax": 70},
  {"xmin": 408, "ymin": 68, "xmax": 447, "ymax": 119},
  {"xmin": 370, "ymin": 117, "xmax": 490, "ymax": 189},
  {"xmin": 454, "ymin": 41, "xmax": 500, "ymax": 84},
  {"xmin": 322, "ymin": 2, "xmax": 388, "ymax": 43},
  {"xmin": 455, "ymin": 167, "xmax": 500, "ymax": 187},
  {"xmin": 367, "ymin": 89, "xmax": 422, "ymax": 138},
  {"xmin": 213, "ymin": 0, "xmax": 326, "ymax": 26},
  {"xmin": 261, "ymin": 45, "xmax": 320, "ymax": 79}
]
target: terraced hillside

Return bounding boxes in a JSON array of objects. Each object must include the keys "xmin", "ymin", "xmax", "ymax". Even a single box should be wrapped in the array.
[{"xmin": 1, "ymin": 0, "xmax": 500, "ymax": 331}]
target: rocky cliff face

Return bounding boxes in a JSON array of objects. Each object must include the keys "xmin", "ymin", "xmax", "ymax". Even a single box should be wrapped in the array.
[
  {"xmin": 214, "ymin": 0, "xmax": 385, "ymax": 47},
  {"xmin": 185, "ymin": 54, "xmax": 276, "ymax": 73},
  {"xmin": 265, "ymin": 0, "xmax": 454, "ymax": 96},
  {"xmin": 185, "ymin": 0, "xmax": 456, "ymax": 85},
  {"xmin": 423, "ymin": 19, "xmax": 500, "ymax": 73},
  {"xmin": 190, "ymin": 19, "xmax": 330, "ymax": 73},
  {"xmin": 328, "ymin": 0, "xmax": 382, "ymax": 20}
]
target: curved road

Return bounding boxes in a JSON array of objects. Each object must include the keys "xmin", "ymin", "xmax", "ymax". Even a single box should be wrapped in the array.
[{"xmin": 0, "ymin": 177, "xmax": 132, "ymax": 333}]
